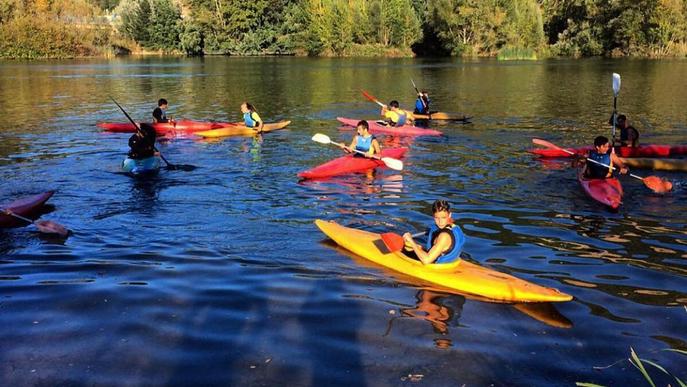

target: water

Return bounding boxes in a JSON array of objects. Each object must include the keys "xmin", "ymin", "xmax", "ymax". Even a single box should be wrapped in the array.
[{"xmin": 0, "ymin": 57, "xmax": 685, "ymax": 386}]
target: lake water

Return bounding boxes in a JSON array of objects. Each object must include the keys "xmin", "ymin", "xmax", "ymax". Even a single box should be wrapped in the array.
[{"xmin": 0, "ymin": 57, "xmax": 685, "ymax": 386}]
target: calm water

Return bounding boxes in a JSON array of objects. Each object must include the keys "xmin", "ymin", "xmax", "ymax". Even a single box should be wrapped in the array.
[{"xmin": 0, "ymin": 57, "xmax": 685, "ymax": 386}]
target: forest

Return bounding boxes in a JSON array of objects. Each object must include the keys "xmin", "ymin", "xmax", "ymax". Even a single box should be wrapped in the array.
[{"xmin": 1, "ymin": 0, "xmax": 686, "ymax": 59}]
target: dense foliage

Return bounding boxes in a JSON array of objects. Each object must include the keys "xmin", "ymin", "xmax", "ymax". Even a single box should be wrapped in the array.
[{"xmin": 1, "ymin": 0, "xmax": 686, "ymax": 58}]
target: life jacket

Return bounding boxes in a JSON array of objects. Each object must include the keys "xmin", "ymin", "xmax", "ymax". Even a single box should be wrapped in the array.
[
  {"xmin": 424, "ymin": 223, "xmax": 465, "ymax": 264},
  {"xmin": 127, "ymin": 125, "xmax": 157, "ymax": 160},
  {"xmin": 586, "ymin": 150, "xmax": 612, "ymax": 178},
  {"xmin": 354, "ymin": 134, "xmax": 375, "ymax": 153},
  {"xmin": 153, "ymin": 107, "xmax": 168, "ymax": 123},
  {"xmin": 385, "ymin": 110, "xmax": 407, "ymax": 126},
  {"xmin": 414, "ymin": 96, "xmax": 430, "ymax": 114},
  {"xmin": 243, "ymin": 111, "xmax": 262, "ymax": 128}
]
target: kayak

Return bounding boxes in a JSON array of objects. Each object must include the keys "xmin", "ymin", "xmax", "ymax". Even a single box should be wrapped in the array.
[
  {"xmin": 337, "ymin": 117, "xmax": 442, "ymax": 136},
  {"xmin": 619, "ymin": 157, "xmax": 687, "ymax": 172},
  {"xmin": 529, "ymin": 144, "xmax": 687, "ymax": 158},
  {"xmin": 122, "ymin": 156, "xmax": 161, "ymax": 176},
  {"xmin": 412, "ymin": 112, "xmax": 471, "ymax": 121},
  {"xmin": 298, "ymin": 148, "xmax": 408, "ymax": 180},
  {"xmin": 194, "ymin": 121, "xmax": 291, "ymax": 138},
  {"xmin": 98, "ymin": 120, "xmax": 236, "ymax": 135},
  {"xmin": 315, "ymin": 220, "xmax": 573, "ymax": 303},
  {"xmin": 0, "ymin": 191, "xmax": 55, "ymax": 228},
  {"xmin": 577, "ymin": 168, "xmax": 623, "ymax": 210}
]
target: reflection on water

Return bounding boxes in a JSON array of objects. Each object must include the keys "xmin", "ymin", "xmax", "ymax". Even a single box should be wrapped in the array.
[{"xmin": 0, "ymin": 57, "xmax": 685, "ymax": 385}]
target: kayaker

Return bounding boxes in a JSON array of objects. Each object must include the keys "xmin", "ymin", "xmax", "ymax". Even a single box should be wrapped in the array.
[
  {"xmin": 413, "ymin": 90, "xmax": 430, "ymax": 115},
  {"xmin": 127, "ymin": 123, "xmax": 158, "ymax": 160},
  {"xmin": 153, "ymin": 98, "xmax": 172, "ymax": 123},
  {"xmin": 381, "ymin": 100, "xmax": 411, "ymax": 127},
  {"xmin": 402, "ymin": 200, "xmax": 465, "ymax": 265},
  {"xmin": 610, "ymin": 114, "xmax": 640, "ymax": 147},
  {"xmin": 582, "ymin": 135, "xmax": 629, "ymax": 179},
  {"xmin": 340, "ymin": 120, "xmax": 381, "ymax": 157},
  {"xmin": 241, "ymin": 102, "xmax": 264, "ymax": 132}
]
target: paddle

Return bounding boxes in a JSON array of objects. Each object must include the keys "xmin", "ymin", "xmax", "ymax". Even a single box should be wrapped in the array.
[
  {"xmin": 380, "ymin": 231, "xmax": 425, "ymax": 253},
  {"xmin": 411, "ymin": 79, "xmax": 428, "ymax": 112},
  {"xmin": 532, "ymin": 138, "xmax": 673, "ymax": 194},
  {"xmin": 611, "ymin": 73, "xmax": 621, "ymax": 143},
  {"xmin": 311, "ymin": 133, "xmax": 403, "ymax": 171},
  {"xmin": 361, "ymin": 90, "xmax": 386, "ymax": 108},
  {"xmin": 3, "ymin": 210, "xmax": 69, "ymax": 236},
  {"xmin": 110, "ymin": 97, "xmax": 195, "ymax": 171}
]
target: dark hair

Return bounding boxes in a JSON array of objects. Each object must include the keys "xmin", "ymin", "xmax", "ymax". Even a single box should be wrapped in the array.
[
  {"xmin": 158, "ymin": 98, "xmax": 167, "ymax": 106},
  {"xmin": 432, "ymin": 200, "xmax": 451, "ymax": 214},
  {"xmin": 594, "ymin": 135, "xmax": 609, "ymax": 147},
  {"xmin": 388, "ymin": 100, "xmax": 399, "ymax": 108},
  {"xmin": 244, "ymin": 102, "xmax": 255, "ymax": 112},
  {"xmin": 617, "ymin": 114, "xmax": 627, "ymax": 122},
  {"xmin": 356, "ymin": 120, "xmax": 369, "ymax": 130}
]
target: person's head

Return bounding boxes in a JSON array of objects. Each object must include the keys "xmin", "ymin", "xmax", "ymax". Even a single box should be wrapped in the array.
[
  {"xmin": 241, "ymin": 102, "xmax": 254, "ymax": 113},
  {"xmin": 158, "ymin": 98, "xmax": 168, "ymax": 108},
  {"xmin": 594, "ymin": 135, "xmax": 610, "ymax": 152},
  {"xmin": 388, "ymin": 100, "xmax": 400, "ymax": 110},
  {"xmin": 356, "ymin": 120, "xmax": 369, "ymax": 135},
  {"xmin": 616, "ymin": 114, "xmax": 627, "ymax": 128},
  {"xmin": 139, "ymin": 123, "xmax": 155, "ymax": 136},
  {"xmin": 431, "ymin": 200, "xmax": 452, "ymax": 228}
]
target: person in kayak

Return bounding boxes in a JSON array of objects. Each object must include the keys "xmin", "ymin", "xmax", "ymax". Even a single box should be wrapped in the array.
[
  {"xmin": 609, "ymin": 114, "xmax": 640, "ymax": 147},
  {"xmin": 381, "ymin": 100, "xmax": 411, "ymax": 127},
  {"xmin": 582, "ymin": 135, "xmax": 629, "ymax": 179},
  {"xmin": 413, "ymin": 90, "xmax": 430, "ymax": 115},
  {"xmin": 340, "ymin": 120, "xmax": 381, "ymax": 157},
  {"xmin": 402, "ymin": 200, "xmax": 465, "ymax": 265},
  {"xmin": 241, "ymin": 102, "xmax": 264, "ymax": 132},
  {"xmin": 152, "ymin": 98, "xmax": 172, "ymax": 123},
  {"xmin": 127, "ymin": 123, "xmax": 158, "ymax": 160}
]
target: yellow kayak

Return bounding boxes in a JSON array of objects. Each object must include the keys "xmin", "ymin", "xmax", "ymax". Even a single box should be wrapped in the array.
[
  {"xmin": 194, "ymin": 120, "xmax": 291, "ymax": 138},
  {"xmin": 315, "ymin": 220, "xmax": 572, "ymax": 303},
  {"xmin": 411, "ymin": 112, "xmax": 471, "ymax": 121},
  {"xmin": 619, "ymin": 157, "xmax": 687, "ymax": 172}
]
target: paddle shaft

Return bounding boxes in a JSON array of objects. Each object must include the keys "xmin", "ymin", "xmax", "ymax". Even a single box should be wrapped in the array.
[
  {"xmin": 4, "ymin": 210, "xmax": 34, "ymax": 224},
  {"xmin": 329, "ymin": 139, "xmax": 381, "ymax": 160},
  {"xmin": 559, "ymin": 146, "xmax": 645, "ymax": 182},
  {"xmin": 110, "ymin": 98, "xmax": 172, "ymax": 167},
  {"xmin": 411, "ymin": 79, "xmax": 427, "ymax": 109}
]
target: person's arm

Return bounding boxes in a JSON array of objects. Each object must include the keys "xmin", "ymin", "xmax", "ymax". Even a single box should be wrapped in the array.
[
  {"xmin": 341, "ymin": 137, "xmax": 356, "ymax": 153},
  {"xmin": 369, "ymin": 139, "xmax": 381, "ymax": 157},
  {"xmin": 610, "ymin": 150, "xmax": 628, "ymax": 174},
  {"xmin": 403, "ymin": 232, "xmax": 452, "ymax": 265}
]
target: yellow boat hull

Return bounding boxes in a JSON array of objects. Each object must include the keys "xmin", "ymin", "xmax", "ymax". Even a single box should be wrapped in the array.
[
  {"xmin": 619, "ymin": 157, "xmax": 687, "ymax": 172},
  {"xmin": 195, "ymin": 120, "xmax": 291, "ymax": 138},
  {"xmin": 315, "ymin": 220, "xmax": 572, "ymax": 303},
  {"xmin": 411, "ymin": 112, "xmax": 471, "ymax": 121}
]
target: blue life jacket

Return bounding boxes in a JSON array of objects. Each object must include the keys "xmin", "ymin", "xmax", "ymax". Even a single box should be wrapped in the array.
[
  {"xmin": 424, "ymin": 223, "xmax": 464, "ymax": 264},
  {"xmin": 243, "ymin": 111, "xmax": 260, "ymax": 128},
  {"xmin": 587, "ymin": 150, "xmax": 612, "ymax": 178},
  {"xmin": 415, "ymin": 96, "xmax": 430, "ymax": 114},
  {"xmin": 394, "ymin": 110, "xmax": 407, "ymax": 126},
  {"xmin": 355, "ymin": 135, "xmax": 374, "ymax": 153}
]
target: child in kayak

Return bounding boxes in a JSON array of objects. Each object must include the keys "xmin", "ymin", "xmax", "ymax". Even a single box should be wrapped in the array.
[
  {"xmin": 153, "ymin": 98, "xmax": 172, "ymax": 123},
  {"xmin": 582, "ymin": 135, "xmax": 629, "ymax": 179},
  {"xmin": 403, "ymin": 200, "xmax": 465, "ymax": 265},
  {"xmin": 127, "ymin": 123, "xmax": 158, "ymax": 159},
  {"xmin": 241, "ymin": 102, "xmax": 264, "ymax": 132},
  {"xmin": 381, "ymin": 100, "xmax": 411, "ymax": 127},
  {"xmin": 340, "ymin": 120, "xmax": 381, "ymax": 157},
  {"xmin": 414, "ymin": 90, "xmax": 430, "ymax": 115}
]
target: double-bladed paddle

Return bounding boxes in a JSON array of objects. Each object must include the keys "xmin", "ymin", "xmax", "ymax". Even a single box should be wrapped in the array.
[
  {"xmin": 361, "ymin": 90, "xmax": 387, "ymax": 108},
  {"xmin": 110, "ymin": 97, "xmax": 196, "ymax": 171},
  {"xmin": 611, "ymin": 73, "xmax": 621, "ymax": 143},
  {"xmin": 311, "ymin": 133, "xmax": 403, "ymax": 171},
  {"xmin": 3, "ymin": 209, "xmax": 69, "ymax": 237},
  {"xmin": 380, "ymin": 231, "xmax": 425, "ymax": 252},
  {"xmin": 532, "ymin": 138, "xmax": 673, "ymax": 194},
  {"xmin": 411, "ymin": 79, "xmax": 427, "ymax": 110}
]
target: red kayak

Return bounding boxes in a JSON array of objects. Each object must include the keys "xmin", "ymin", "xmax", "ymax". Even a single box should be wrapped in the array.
[
  {"xmin": 98, "ymin": 120, "xmax": 237, "ymax": 135},
  {"xmin": 298, "ymin": 148, "xmax": 408, "ymax": 179},
  {"xmin": 530, "ymin": 144, "xmax": 687, "ymax": 158},
  {"xmin": 577, "ymin": 169, "xmax": 623, "ymax": 209},
  {"xmin": 0, "ymin": 191, "xmax": 55, "ymax": 227},
  {"xmin": 337, "ymin": 117, "xmax": 442, "ymax": 136}
]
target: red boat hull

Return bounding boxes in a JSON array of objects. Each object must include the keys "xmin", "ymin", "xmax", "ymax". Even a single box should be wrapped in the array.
[
  {"xmin": 530, "ymin": 144, "xmax": 687, "ymax": 158},
  {"xmin": 337, "ymin": 117, "xmax": 442, "ymax": 136},
  {"xmin": 298, "ymin": 148, "xmax": 408, "ymax": 179},
  {"xmin": 0, "ymin": 191, "xmax": 55, "ymax": 227},
  {"xmin": 577, "ymin": 170, "xmax": 623, "ymax": 209},
  {"xmin": 98, "ymin": 120, "xmax": 237, "ymax": 135}
]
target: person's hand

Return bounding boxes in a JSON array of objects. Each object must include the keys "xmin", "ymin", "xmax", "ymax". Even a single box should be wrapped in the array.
[{"xmin": 403, "ymin": 232, "xmax": 415, "ymax": 245}]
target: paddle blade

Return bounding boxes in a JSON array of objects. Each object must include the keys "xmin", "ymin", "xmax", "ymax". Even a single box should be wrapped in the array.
[
  {"xmin": 165, "ymin": 164, "xmax": 196, "ymax": 172},
  {"xmin": 311, "ymin": 133, "xmax": 331, "ymax": 145},
  {"xmin": 34, "ymin": 220, "xmax": 70, "ymax": 237},
  {"xmin": 532, "ymin": 138, "xmax": 561, "ymax": 149},
  {"xmin": 612, "ymin": 73, "xmax": 621, "ymax": 96},
  {"xmin": 642, "ymin": 175, "xmax": 672, "ymax": 194},
  {"xmin": 381, "ymin": 157, "xmax": 403, "ymax": 171},
  {"xmin": 361, "ymin": 90, "xmax": 385, "ymax": 107},
  {"xmin": 380, "ymin": 232, "xmax": 405, "ymax": 252}
]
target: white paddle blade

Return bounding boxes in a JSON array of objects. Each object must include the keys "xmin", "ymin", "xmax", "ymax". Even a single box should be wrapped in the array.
[
  {"xmin": 381, "ymin": 157, "xmax": 403, "ymax": 171},
  {"xmin": 311, "ymin": 133, "xmax": 331, "ymax": 144},
  {"xmin": 612, "ymin": 73, "xmax": 621, "ymax": 96},
  {"xmin": 532, "ymin": 138, "xmax": 560, "ymax": 149}
]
